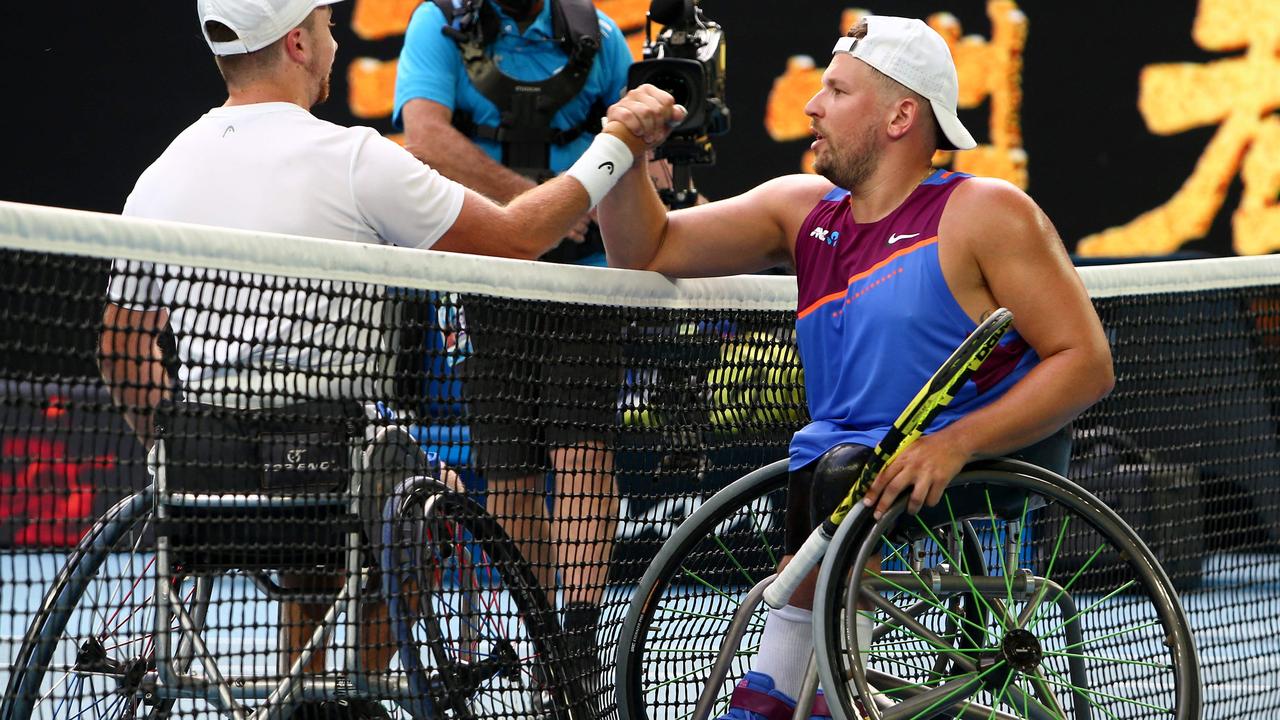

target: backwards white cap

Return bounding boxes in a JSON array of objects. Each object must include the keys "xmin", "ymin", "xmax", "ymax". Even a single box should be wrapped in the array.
[
  {"xmin": 198, "ymin": 0, "xmax": 343, "ymax": 56},
  {"xmin": 832, "ymin": 16, "xmax": 976, "ymax": 151}
]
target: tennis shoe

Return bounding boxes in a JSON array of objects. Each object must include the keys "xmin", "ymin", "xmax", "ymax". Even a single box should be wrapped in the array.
[{"xmin": 715, "ymin": 672, "xmax": 833, "ymax": 720}]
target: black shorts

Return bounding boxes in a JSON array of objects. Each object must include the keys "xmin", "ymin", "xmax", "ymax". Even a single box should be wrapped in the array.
[
  {"xmin": 784, "ymin": 425, "xmax": 1073, "ymax": 554},
  {"xmin": 462, "ymin": 298, "xmax": 622, "ymax": 480}
]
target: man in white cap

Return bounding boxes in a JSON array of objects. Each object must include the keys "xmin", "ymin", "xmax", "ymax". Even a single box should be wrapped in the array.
[
  {"xmin": 99, "ymin": 1, "xmax": 679, "ymax": 718},
  {"xmin": 601, "ymin": 15, "xmax": 1113, "ymax": 719}
]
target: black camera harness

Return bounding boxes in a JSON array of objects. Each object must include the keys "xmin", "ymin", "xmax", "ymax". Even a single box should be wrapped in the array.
[{"xmin": 433, "ymin": 0, "xmax": 604, "ymax": 182}]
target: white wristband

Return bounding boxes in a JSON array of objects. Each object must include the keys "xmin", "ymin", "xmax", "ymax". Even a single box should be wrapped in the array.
[{"xmin": 564, "ymin": 133, "xmax": 635, "ymax": 208}]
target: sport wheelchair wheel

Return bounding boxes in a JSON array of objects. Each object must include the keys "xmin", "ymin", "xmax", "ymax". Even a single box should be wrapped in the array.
[
  {"xmin": 3, "ymin": 489, "xmax": 206, "ymax": 720},
  {"xmin": 381, "ymin": 478, "xmax": 587, "ymax": 720},
  {"xmin": 615, "ymin": 461, "xmax": 791, "ymax": 720},
  {"xmin": 813, "ymin": 459, "xmax": 1201, "ymax": 720}
]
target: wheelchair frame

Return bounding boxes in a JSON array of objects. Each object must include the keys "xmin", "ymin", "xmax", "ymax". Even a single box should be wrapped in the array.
[
  {"xmin": 2, "ymin": 428, "xmax": 584, "ymax": 720},
  {"xmin": 615, "ymin": 458, "xmax": 1202, "ymax": 720}
]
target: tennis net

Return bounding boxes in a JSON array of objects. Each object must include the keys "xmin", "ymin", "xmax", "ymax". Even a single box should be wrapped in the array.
[{"xmin": 0, "ymin": 199, "xmax": 1277, "ymax": 719}]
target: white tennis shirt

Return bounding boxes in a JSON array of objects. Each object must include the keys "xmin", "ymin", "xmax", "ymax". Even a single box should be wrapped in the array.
[{"xmin": 107, "ymin": 102, "xmax": 467, "ymax": 405}]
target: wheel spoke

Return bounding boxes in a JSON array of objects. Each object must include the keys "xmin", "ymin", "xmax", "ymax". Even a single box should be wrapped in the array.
[
  {"xmin": 862, "ymin": 589, "xmax": 980, "ymax": 673},
  {"xmin": 711, "ymin": 533, "xmax": 759, "ymax": 587},
  {"xmin": 869, "ymin": 549, "xmax": 991, "ymax": 639},
  {"xmin": 912, "ymin": 505, "xmax": 1007, "ymax": 634},
  {"xmin": 1037, "ymin": 579, "xmax": 1137, "ymax": 638}
]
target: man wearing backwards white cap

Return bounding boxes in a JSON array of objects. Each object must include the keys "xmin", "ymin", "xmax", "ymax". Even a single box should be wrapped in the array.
[
  {"xmin": 100, "ymin": 0, "xmax": 679, "ymax": 717},
  {"xmin": 602, "ymin": 15, "xmax": 1113, "ymax": 719}
]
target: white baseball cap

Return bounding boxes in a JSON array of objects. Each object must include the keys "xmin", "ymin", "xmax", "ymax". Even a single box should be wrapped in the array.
[
  {"xmin": 198, "ymin": 0, "xmax": 343, "ymax": 56},
  {"xmin": 832, "ymin": 15, "xmax": 976, "ymax": 151}
]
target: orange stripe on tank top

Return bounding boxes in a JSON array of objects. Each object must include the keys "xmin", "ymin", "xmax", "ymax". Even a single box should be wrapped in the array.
[{"xmin": 796, "ymin": 236, "xmax": 939, "ymax": 320}]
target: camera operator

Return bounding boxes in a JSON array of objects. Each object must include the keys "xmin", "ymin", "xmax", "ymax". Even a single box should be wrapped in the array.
[
  {"xmin": 627, "ymin": 0, "xmax": 729, "ymax": 208},
  {"xmin": 391, "ymin": 0, "xmax": 632, "ymax": 703}
]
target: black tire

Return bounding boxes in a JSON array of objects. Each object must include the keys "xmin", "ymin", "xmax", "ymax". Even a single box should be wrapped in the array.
[
  {"xmin": 814, "ymin": 458, "xmax": 1202, "ymax": 720},
  {"xmin": 382, "ymin": 480, "xmax": 588, "ymax": 720},
  {"xmin": 616, "ymin": 460, "xmax": 791, "ymax": 720}
]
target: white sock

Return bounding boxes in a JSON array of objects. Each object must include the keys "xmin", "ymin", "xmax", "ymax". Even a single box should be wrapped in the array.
[
  {"xmin": 752, "ymin": 604, "xmax": 813, "ymax": 701},
  {"xmin": 856, "ymin": 612, "xmax": 874, "ymax": 657}
]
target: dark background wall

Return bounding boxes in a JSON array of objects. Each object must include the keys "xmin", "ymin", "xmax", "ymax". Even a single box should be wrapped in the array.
[{"xmin": 1, "ymin": 0, "xmax": 1248, "ymax": 257}]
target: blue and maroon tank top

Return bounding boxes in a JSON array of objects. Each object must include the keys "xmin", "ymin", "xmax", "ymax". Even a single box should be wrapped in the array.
[{"xmin": 789, "ymin": 169, "xmax": 1038, "ymax": 470}]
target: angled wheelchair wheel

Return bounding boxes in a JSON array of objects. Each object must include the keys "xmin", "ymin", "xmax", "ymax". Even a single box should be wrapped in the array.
[
  {"xmin": 381, "ymin": 478, "xmax": 587, "ymax": 720},
  {"xmin": 616, "ymin": 460, "xmax": 790, "ymax": 720},
  {"xmin": 3, "ymin": 489, "xmax": 208, "ymax": 720},
  {"xmin": 814, "ymin": 459, "xmax": 1201, "ymax": 720}
]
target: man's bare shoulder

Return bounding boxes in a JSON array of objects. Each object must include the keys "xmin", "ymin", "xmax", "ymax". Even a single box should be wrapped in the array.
[
  {"xmin": 753, "ymin": 173, "xmax": 839, "ymax": 203},
  {"xmin": 943, "ymin": 176, "xmax": 1057, "ymax": 253},
  {"xmin": 744, "ymin": 174, "xmax": 839, "ymax": 224},
  {"xmin": 946, "ymin": 177, "xmax": 1043, "ymax": 225}
]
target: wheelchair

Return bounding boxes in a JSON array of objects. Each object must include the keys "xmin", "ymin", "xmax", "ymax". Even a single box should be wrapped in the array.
[
  {"xmin": 615, "ymin": 457, "xmax": 1201, "ymax": 720},
  {"xmin": 2, "ymin": 408, "xmax": 590, "ymax": 720}
]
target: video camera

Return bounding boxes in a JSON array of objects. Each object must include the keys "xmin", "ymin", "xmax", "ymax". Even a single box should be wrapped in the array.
[{"xmin": 627, "ymin": 0, "xmax": 729, "ymax": 168}]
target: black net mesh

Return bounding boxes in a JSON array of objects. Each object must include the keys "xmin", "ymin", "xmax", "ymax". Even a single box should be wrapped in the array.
[{"xmin": 0, "ymin": 205, "xmax": 1277, "ymax": 720}]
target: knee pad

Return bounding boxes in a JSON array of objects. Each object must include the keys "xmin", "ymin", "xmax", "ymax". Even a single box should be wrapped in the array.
[{"xmin": 810, "ymin": 443, "xmax": 873, "ymax": 528}]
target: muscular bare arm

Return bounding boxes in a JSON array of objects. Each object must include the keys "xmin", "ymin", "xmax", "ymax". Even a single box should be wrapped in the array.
[
  {"xmin": 597, "ymin": 85, "xmax": 825, "ymax": 276},
  {"xmin": 432, "ymin": 118, "xmax": 651, "ymax": 258},
  {"xmin": 600, "ymin": 169, "xmax": 823, "ymax": 276},
  {"xmin": 864, "ymin": 178, "xmax": 1115, "ymax": 517},
  {"xmin": 99, "ymin": 304, "xmax": 170, "ymax": 451}
]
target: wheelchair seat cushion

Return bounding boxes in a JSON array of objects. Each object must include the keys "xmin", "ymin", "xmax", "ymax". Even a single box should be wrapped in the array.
[{"xmin": 154, "ymin": 400, "xmax": 367, "ymax": 570}]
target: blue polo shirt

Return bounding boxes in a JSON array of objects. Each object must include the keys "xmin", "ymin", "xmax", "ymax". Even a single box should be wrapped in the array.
[{"xmin": 392, "ymin": 1, "xmax": 633, "ymax": 174}]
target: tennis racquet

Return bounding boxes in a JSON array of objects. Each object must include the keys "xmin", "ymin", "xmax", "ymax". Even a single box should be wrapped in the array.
[{"xmin": 763, "ymin": 307, "xmax": 1015, "ymax": 608}]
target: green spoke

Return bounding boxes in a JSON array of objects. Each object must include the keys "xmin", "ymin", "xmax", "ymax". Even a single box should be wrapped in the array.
[
  {"xmin": 870, "ymin": 540, "xmax": 991, "ymax": 639},
  {"xmin": 984, "ymin": 491, "xmax": 1018, "ymax": 621},
  {"xmin": 678, "ymin": 566, "xmax": 757, "ymax": 604},
  {"xmin": 873, "ymin": 646, "xmax": 991, "ymax": 656},
  {"xmin": 874, "ymin": 668, "xmax": 991, "ymax": 698},
  {"xmin": 749, "ymin": 505, "xmax": 780, "ymax": 568},
  {"xmin": 1043, "ymin": 650, "xmax": 1172, "ymax": 670},
  {"xmin": 863, "ymin": 590, "xmax": 988, "ymax": 679},
  {"xmin": 881, "ymin": 538, "xmax": 948, "ymax": 611},
  {"xmin": 1060, "ymin": 619, "xmax": 1164, "ymax": 653},
  {"xmin": 1026, "ymin": 514, "xmax": 1075, "ymax": 631},
  {"xmin": 1039, "ymin": 664, "xmax": 1126, "ymax": 720},
  {"xmin": 1035, "ymin": 671, "xmax": 1173, "ymax": 714},
  {"xmin": 912, "ymin": 509, "xmax": 1007, "ymax": 633},
  {"xmin": 871, "ymin": 653, "xmax": 964, "ymax": 684},
  {"xmin": 1039, "ymin": 579, "xmax": 1137, "ymax": 638},
  {"xmin": 1017, "ymin": 669, "xmax": 1073, "ymax": 720},
  {"xmin": 865, "ymin": 569, "xmax": 990, "ymax": 640},
  {"xmin": 891, "ymin": 659, "xmax": 1011, "ymax": 720},
  {"xmin": 1027, "ymin": 539, "xmax": 1112, "ymax": 635},
  {"xmin": 985, "ymin": 657, "xmax": 1019, "ymax": 714},
  {"xmin": 710, "ymin": 533, "xmax": 757, "ymax": 587}
]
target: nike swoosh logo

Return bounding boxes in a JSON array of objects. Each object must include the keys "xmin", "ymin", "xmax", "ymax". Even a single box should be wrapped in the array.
[{"xmin": 887, "ymin": 232, "xmax": 920, "ymax": 245}]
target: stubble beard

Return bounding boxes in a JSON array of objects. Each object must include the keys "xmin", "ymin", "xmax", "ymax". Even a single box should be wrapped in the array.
[
  {"xmin": 814, "ymin": 127, "xmax": 880, "ymax": 191},
  {"xmin": 315, "ymin": 72, "xmax": 331, "ymax": 106},
  {"xmin": 309, "ymin": 55, "xmax": 333, "ymax": 106}
]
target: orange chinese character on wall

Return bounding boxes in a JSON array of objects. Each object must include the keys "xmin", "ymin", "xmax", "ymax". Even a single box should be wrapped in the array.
[
  {"xmin": 765, "ymin": 2, "xmax": 1029, "ymax": 189},
  {"xmin": 1078, "ymin": 0, "xmax": 1280, "ymax": 257}
]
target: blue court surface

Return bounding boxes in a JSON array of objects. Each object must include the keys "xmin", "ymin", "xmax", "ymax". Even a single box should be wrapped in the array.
[{"xmin": 3, "ymin": 552, "xmax": 1278, "ymax": 718}]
